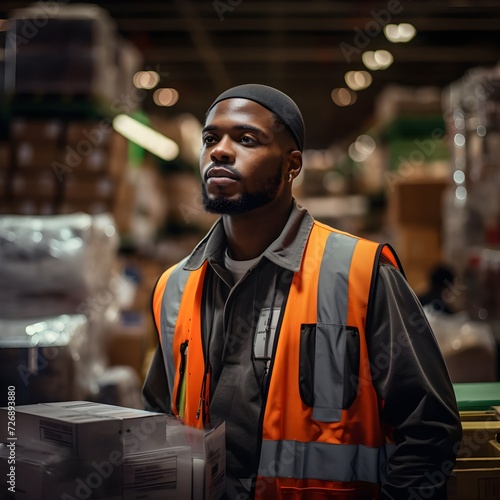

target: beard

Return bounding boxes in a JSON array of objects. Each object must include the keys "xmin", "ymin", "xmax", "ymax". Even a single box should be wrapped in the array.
[{"xmin": 201, "ymin": 163, "xmax": 283, "ymax": 215}]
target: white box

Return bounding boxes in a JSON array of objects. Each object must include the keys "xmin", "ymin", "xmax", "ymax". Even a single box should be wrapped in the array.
[
  {"xmin": 166, "ymin": 417, "xmax": 225, "ymax": 500},
  {"xmin": 0, "ymin": 443, "xmax": 122, "ymax": 500},
  {"xmin": 0, "ymin": 442, "xmax": 193, "ymax": 500},
  {"xmin": 0, "ymin": 401, "xmax": 168, "ymax": 460}
]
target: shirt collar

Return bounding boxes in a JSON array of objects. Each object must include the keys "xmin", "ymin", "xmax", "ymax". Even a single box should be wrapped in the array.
[{"xmin": 184, "ymin": 199, "xmax": 314, "ymax": 273}]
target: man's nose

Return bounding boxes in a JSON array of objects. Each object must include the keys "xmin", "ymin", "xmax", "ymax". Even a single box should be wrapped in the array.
[{"xmin": 210, "ymin": 135, "xmax": 235, "ymax": 163}]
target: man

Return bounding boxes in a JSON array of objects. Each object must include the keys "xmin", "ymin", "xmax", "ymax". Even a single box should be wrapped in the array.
[{"xmin": 143, "ymin": 84, "xmax": 462, "ymax": 499}]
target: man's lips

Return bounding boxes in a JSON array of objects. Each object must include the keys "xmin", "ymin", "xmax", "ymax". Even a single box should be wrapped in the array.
[
  {"xmin": 205, "ymin": 166, "xmax": 240, "ymax": 189},
  {"xmin": 206, "ymin": 166, "xmax": 239, "ymax": 180}
]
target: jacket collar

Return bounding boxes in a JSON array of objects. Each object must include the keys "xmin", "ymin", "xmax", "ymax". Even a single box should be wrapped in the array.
[{"xmin": 184, "ymin": 199, "xmax": 314, "ymax": 273}]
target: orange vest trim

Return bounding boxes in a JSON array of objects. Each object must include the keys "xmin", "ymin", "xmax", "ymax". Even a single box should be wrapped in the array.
[
  {"xmin": 170, "ymin": 263, "xmax": 208, "ymax": 428},
  {"xmin": 153, "ymin": 268, "xmax": 174, "ymax": 340}
]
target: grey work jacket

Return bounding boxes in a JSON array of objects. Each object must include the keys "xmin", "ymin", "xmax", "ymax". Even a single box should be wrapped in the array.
[{"xmin": 143, "ymin": 201, "xmax": 462, "ymax": 499}]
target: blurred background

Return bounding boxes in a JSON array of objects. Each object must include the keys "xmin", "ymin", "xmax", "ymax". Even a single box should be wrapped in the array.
[{"xmin": 1, "ymin": 0, "xmax": 500, "ymax": 408}]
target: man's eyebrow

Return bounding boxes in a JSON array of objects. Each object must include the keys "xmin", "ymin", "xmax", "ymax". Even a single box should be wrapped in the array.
[{"xmin": 202, "ymin": 124, "xmax": 266, "ymax": 134}]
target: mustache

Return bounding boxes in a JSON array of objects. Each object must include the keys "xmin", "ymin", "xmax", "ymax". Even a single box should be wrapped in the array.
[{"xmin": 204, "ymin": 163, "xmax": 241, "ymax": 181}]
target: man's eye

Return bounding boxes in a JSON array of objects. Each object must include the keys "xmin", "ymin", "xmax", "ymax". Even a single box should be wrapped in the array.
[
  {"xmin": 203, "ymin": 136, "xmax": 216, "ymax": 144},
  {"xmin": 241, "ymin": 136, "xmax": 256, "ymax": 144}
]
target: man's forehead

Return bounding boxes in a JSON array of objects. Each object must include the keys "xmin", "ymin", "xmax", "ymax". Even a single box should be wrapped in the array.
[
  {"xmin": 206, "ymin": 98, "xmax": 273, "ymax": 119},
  {"xmin": 204, "ymin": 98, "xmax": 275, "ymax": 128}
]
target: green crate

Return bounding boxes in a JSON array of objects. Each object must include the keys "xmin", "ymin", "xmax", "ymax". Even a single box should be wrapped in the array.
[{"xmin": 453, "ymin": 382, "xmax": 500, "ymax": 411}]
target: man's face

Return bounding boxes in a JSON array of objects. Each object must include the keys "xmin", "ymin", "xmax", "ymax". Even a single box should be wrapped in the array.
[{"xmin": 200, "ymin": 98, "xmax": 291, "ymax": 215}]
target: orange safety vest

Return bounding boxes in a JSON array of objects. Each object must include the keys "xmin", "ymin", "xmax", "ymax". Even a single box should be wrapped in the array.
[{"xmin": 153, "ymin": 221, "xmax": 401, "ymax": 499}]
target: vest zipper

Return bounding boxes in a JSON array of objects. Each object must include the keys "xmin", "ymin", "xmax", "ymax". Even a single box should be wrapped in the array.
[{"xmin": 252, "ymin": 272, "xmax": 289, "ymax": 498}]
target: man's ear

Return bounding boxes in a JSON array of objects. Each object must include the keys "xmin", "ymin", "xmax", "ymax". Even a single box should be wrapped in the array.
[{"xmin": 287, "ymin": 150, "xmax": 302, "ymax": 182}]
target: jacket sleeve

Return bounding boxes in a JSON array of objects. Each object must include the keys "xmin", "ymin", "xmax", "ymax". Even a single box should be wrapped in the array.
[
  {"xmin": 142, "ymin": 271, "xmax": 172, "ymax": 414},
  {"xmin": 142, "ymin": 343, "xmax": 171, "ymax": 413},
  {"xmin": 367, "ymin": 263, "xmax": 462, "ymax": 500}
]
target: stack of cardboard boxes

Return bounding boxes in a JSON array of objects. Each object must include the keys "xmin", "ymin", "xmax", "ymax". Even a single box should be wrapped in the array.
[
  {"xmin": 2, "ymin": 110, "xmax": 134, "ymax": 233},
  {"xmin": 388, "ymin": 178, "xmax": 450, "ymax": 293},
  {"xmin": 449, "ymin": 383, "xmax": 500, "ymax": 499},
  {"xmin": 0, "ymin": 401, "xmax": 225, "ymax": 500},
  {"xmin": 0, "ymin": 3, "xmax": 142, "ymax": 235}
]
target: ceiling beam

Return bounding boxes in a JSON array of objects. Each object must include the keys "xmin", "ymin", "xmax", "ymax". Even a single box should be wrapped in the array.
[
  {"xmin": 173, "ymin": 0, "xmax": 232, "ymax": 92},
  {"xmin": 115, "ymin": 17, "xmax": 500, "ymax": 32},
  {"xmin": 142, "ymin": 46, "xmax": 500, "ymax": 63}
]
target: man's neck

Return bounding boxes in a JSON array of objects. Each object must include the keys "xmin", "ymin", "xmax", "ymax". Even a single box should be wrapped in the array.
[{"xmin": 222, "ymin": 199, "xmax": 293, "ymax": 261}]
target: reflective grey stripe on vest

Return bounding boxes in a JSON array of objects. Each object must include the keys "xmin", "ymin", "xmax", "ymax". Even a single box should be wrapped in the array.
[
  {"xmin": 259, "ymin": 439, "xmax": 386, "ymax": 483},
  {"xmin": 313, "ymin": 232, "xmax": 358, "ymax": 422},
  {"xmin": 160, "ymin": 257, "xmax": 191, "ymax": 400}
]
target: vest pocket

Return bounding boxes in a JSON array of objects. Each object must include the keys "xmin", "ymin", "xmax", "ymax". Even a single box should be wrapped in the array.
[
  {"xmin": 299, "ymin": 324, "xmax": 360, "ymax": 421},
  {"xmin": 299, "ymin": 324, "xmax": 316, "ymax": 407},
  {"xmin": 342, "ymin": 327, "xmax": 360, "ymax": 409}
]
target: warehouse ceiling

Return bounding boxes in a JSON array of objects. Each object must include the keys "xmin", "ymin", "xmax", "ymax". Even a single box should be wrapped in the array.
[{"xmin": 2, "ymin": 0, "xmax": 500, "ymax": 149}]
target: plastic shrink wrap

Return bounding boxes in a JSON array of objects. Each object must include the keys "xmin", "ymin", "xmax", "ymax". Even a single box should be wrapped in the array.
[
  {"xmin": 0, "ymin": 212, "xmax": 119, "ymax": 313},
  {"xmin": 0, "ymin": 213, "xmax": 121, "ymax": 405},
  {"xmin": 0, "ymin": 314, "xmax": 90, "ymax": 407}
]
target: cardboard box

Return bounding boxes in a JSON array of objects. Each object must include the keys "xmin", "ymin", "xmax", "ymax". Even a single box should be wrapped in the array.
[
  {"xmin": 11, "ymin": 170, "xmax": 58, "ymax": 199},
  {"xmin": 58, "ymin": 200, "xmax": 113, "ymax": 216},
  {"xmin": 60, "ymin": 174, "xmax": 136, "ymax": 233},
  {"xmin": 388, "ymin": 179, "xmax": 450, "ymax": 228},
  {"xmin": 460, "ymin": 410, "xmax": 499, "ymax": 422},
  {"xmin": 193, "ymin": 423, "xmax": 226, "ymax": 500},
  {"xmin": 393, "ymin": 224, "xmax": 443, "ymax": 292},
  {"xmin": 1, "ymin": 200, "xmax": 56, "ymax": 216},
  {"xmin": 166, "ymin": 417, "xmax": 226, "ymax": 500},
  {"xmin": 14, "ymin": 143, "xmax": 62, "ymax": 170},
  {"xmin": 58, "ymin": 131, "xmax": 128, "ymax": 179},
  {"xmin": 459, "ymin": 423, "xmax": 500, "ymax": 458},
  {"xmin": 0, "ymin": 443, "xmax": 122, "ymax": 500},
  {"xmin": 448, "ymin": 456, "xmax": 500, "ymax": 499},
  {"xmin": 0, "ymin": 169, "xmax": 9, "ymax": 199},
  {"xmin": 106, "ymin": 312, "xmax": 148, "ymax": 377},
  {"xmin": 395, "ymin": 225, "xmax": 442, "ymax": 264},
  {"xmin": 0, "ymin": 443, "xmax": 192, "ymax": 500},
  {"xmin": 66, "ymin": 122, "xmax": 115, "ymax": 148},
  {"xmin": 0, "ymin": 401, "xmax": 168, "ymax": 460},
  {"xmin": 0, "ymin": 144, "xmax": 10, "ymax": 170},
  {"xmin": 10, "ymin": 119, "xmax": 64, "ymax": 143},
  {"xmin": 450, "ymin": 412, "xmax": 500, "ymax": 500},
  {"xmin": 64, "ymin": 176, "xmax": 117, "ymax": 202},
  {"xmin": 6, "ymin": 6, "xmax": 118, "ymax": 101}
]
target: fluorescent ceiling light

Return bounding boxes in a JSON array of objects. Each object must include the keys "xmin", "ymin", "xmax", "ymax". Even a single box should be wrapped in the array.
[{"xmin": 113, "ymin": 114, "xmax": 179, "ymax": 161}]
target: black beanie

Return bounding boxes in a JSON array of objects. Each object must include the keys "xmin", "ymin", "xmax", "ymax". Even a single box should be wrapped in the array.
[{"xmin": 206, "ymin": 84, "xmax": 305, "ymax": 151}]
